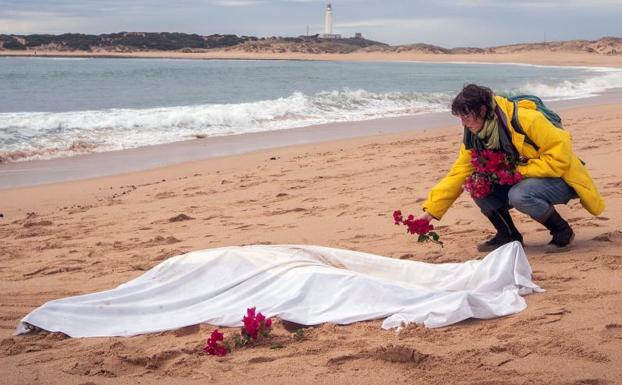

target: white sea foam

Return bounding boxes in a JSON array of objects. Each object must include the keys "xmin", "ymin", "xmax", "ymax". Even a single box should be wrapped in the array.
[
  {"xmin": 520, "ymin": 69, "xmax": 622, "ymax": 100},
  {"xmin": 0, "ymin": 89, "xmax": 451, "ymax": 162}
]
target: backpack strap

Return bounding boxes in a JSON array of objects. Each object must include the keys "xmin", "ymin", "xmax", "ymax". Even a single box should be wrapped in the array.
[{"xmin": 511, "ymin": 101, "xmax": 540, "ymax": 152}]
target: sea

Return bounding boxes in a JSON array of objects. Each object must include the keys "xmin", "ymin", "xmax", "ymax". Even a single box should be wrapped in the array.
[{"xmin": 1, "ymin": 56, "xmax": 622, "ymax": 163}]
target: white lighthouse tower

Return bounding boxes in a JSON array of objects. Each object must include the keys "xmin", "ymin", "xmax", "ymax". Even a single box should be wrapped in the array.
[
  {"xmin": 324, "ymin": 3, "xmax": 333, "ymax": 35},
  {"xmin": 321, "ymin": 3, "xmax": 341, "ymax": 39}
]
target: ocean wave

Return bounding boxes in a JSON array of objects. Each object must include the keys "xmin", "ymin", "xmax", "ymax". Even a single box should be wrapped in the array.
[
  {"xmin": 520, "ymin": 69, "xmax": 622, "ymax": 100},
  {"xmin": 0, "ymin": 89, "xmax": 452, "ymax": 162}
]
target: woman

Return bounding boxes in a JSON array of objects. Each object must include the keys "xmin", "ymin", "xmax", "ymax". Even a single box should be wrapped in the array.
[{"xmin": 417, "ymin": 84, "xmax": 605, "ymax": 252}]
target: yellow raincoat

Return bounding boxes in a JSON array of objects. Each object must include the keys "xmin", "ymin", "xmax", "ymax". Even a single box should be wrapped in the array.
[{"xmin": 422, "ymin": 95, "xmax": 605, "ymax": 219}]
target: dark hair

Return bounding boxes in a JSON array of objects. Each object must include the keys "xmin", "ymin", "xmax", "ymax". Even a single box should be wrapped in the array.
[{"xmin": 451, "ymin": 84, "xmax": 494, "ymax": 120}]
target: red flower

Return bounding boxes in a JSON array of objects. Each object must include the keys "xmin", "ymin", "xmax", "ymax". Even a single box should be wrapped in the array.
[
  {"xmin": 464, "ymin": 174, "xmax": 492, "ymax": 199},
  {"xmin": 243, "ymin": 316, "xmax": 259, "ymax": 340},
  {"xmin": 245, "ymin": 307, "xmax": 256, "ymax": 319},
  {"xmin": 464, "ymin": 150, "xmax": 522, "ymax": 199},
  {"xmin": 393, "ymin": 210, "xmax": 403, "ymax": 225},
  {"xmin": 403, "ymin": 217, "xmax": 434, "ymax": 235},
  {"xmin": 241, "ymin": 307, "xmax": 272, "ymax": 341},
  {"xmin": 204, "ymin": 308, "xmax": 273, "ymax": 357},
  {"xmin": 204, "ymin": 329, "xmax": 228, "ymax": 356},
  {"xmin": 392, "ymin": 209, "xmax": 442, "ymax": 246},
  {"xmin": 256, "ymin": 312, "xmax": 265, "ymax": 323}
]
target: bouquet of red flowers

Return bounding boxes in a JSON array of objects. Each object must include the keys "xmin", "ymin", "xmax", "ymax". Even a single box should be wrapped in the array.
[
  {"xmin": 204, "ymin": 307, "xmax": 273, "ymax": 357},
  {"xmin": 393, "ymin": 210, "xmax": 442, "ymax": 246},
  {"xmin": 463, "ymin": 149, "xmax": 522, "ymax": 199}
]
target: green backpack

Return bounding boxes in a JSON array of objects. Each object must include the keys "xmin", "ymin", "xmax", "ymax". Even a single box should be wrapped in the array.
[{"xmin": 506, "ymin": 94, "xmax": 563, "ymax": 152}]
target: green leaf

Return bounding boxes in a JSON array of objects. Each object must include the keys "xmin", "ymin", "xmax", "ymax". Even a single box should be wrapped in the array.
[
  {"xmin": 233, "ymin": 334, "xmax": 247, "ymax": 348},
  {"xmin": 270, "ymin": 343, "xmax": 284, "ymax": 350},
  {"xmin": 417, "ymin": 235, "xmax": 427, "ymax": 243},
  {"xmin": 293, "ymin": 329, "xmax": 305, "ymax": 341},
  {"xmin": 429, "ymin": 232, "xmax": 440, "ymax": 241}
]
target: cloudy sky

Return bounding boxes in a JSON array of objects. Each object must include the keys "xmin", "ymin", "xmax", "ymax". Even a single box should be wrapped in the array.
[{"xmin": 1, "ymin": 0, "xmax": 621, "ymax": 47}]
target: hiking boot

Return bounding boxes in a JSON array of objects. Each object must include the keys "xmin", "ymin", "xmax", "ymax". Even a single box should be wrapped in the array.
[
  {"xmin": 538, "ymin": 209, "xmax": 575, "ymax": 253},
  {"xmin": 477, "ymin": 209, "xmax": 524, "ymax": 252}
]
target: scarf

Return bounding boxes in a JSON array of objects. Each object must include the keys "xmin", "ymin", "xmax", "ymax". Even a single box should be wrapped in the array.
[
  {"xmin": 463, "ymin": 96, "xmax": 519, "ymax": 160},
  {"xmin": 477, "ymin": 99, "xmax": 501, "ymax": 150}
]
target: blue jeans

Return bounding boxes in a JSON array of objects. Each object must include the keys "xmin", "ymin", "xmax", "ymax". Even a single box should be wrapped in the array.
[{"xmin": 473, "ymin": 178, "xmax": 578, "ymax": 221}]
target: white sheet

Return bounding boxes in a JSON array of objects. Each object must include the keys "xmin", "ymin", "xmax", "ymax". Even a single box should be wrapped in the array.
[{"xmin": 15, "ymin": 241, "xmax": 542, "ymax": 337}]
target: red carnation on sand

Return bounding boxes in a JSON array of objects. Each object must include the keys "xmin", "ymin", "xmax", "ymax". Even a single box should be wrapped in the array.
[{"xmin": 393, "ymin": 210, "xmax": 442, "ymax": 246}]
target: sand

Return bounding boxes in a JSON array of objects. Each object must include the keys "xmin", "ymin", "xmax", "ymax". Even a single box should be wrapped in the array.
[
  {"xmin": 1, "ymin": 49, "xmax": 622, "ymax": 68},
  {"xmin": 1, "ymin": 98, "xmax": 621, "ymax": 384}
]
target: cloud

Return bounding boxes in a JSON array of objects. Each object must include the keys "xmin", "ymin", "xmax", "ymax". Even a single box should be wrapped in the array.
[
  {"xmin": 0, "ymin": 11, "xmax": 91, "ymax": 34},
  {"xmin": 211, "ymin": 0, "xmax": 263, "ymax": 6},
  {"xmin": 453, "ymin": 0, "xmax": 622, "ymax": 7},
  {"xmin": 335, "ymin": 17, "xmax": 452, "ymax": 29}
]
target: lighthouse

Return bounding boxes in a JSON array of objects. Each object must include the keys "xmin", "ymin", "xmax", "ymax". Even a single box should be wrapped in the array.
[
  {"xmin": 321, "ymin": 3, "xmax": 341, "ymax": 39},
  {"xmin": 324, "ymin": 3, "xmax": 333, "ymax": 35}
]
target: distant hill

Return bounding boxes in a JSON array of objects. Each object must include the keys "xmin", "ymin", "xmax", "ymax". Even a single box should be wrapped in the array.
[
  {"xmin": 0, "ymin": 33, "xmax": 620, "ymax": 55},
  {"xmin": 363, "ymin": 37, "xmax": 622, "ymax": 55},
  {"xmin": 0, "ymin": 32, "xmax": 254, "ymax": 51},
  {"xmin": 0, "ymin": 32, "xmax": 386, "ymax": 54},
  {"xmin": 488, "ymin": 36, "xmax": 622, "ymax": 55},
  {"xmin": 223, "ymin": 35, "xmax": 387, "ymax": 54}
]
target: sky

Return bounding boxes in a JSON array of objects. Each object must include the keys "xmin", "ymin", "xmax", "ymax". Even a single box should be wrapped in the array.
[{"xmin": 1, "ymin": 0, "xmax": 621, "ymax": 47}]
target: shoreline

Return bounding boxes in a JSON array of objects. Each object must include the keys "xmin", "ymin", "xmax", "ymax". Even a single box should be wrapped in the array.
[
  {"xmin": 1, "ymin": 49, "xmax": 622, "ymax": 67},
  {"xmin": 0, "ymin": 112, "xmax": 452, "ymax": 190},
  {"xmin": 3, "ymin": 88, "xmax": 622, "ymax": 191}
]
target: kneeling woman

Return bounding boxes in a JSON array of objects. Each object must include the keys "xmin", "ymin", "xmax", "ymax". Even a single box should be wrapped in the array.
[{"xmin": 416, "ymin": 84, "xmax": 605, "ymax": 252}]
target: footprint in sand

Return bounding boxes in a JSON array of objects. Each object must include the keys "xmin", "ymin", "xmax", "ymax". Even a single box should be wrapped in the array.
[
  {"xmin": 22, "ymin": 265, "xmax": 83, "ymax": 278},
  {"xmin": 168, "ymin": 214, "xmax": 194, "ymax": 222},
  {"xmin": 600, "ymin": 323, "xmax": 622, "ymax": 341},
  {"xmin": 248, "ymin": 356, "xmax": 279, "ymax": 364},
  {"xmin": 144, "ymin": 236, "xmax": 181, "ymax": 246},
  {"xmin": 374, "ymin": 344, "xmax": 429, "ymax": 364},
  {"xmin": 150, "ymin": 248, "xmax": 184, "ymax": 262},
  {"xmin": 569, "ymin": 379, "xmax": 609, "ymax": 385},
  {"xmin": 155, "ymin": 191, "xmax": 177, "ymax": 199},
  {"xmin": 117, "ymin": 349, "xmax": 183, "ymax": 370},
  {"xmin": 23, "ymin": 220, "xmax": 53, "ymax": 228},
  {"xmin": 326, "ymin": 353, "xmax": 364, "ymax": 366},
  {"xmin": 592, "ymin": 230, "xmax": 622, "ymax": 243}
]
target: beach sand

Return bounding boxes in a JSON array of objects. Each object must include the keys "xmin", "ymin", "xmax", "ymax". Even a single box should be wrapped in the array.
[
  {"xmin": 2, "ymin": 49, "xmax": 622, "ymax": 68},
  {"xmin": 1, "ymin": 99, "xmax": 621, "ymax": 384}
]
